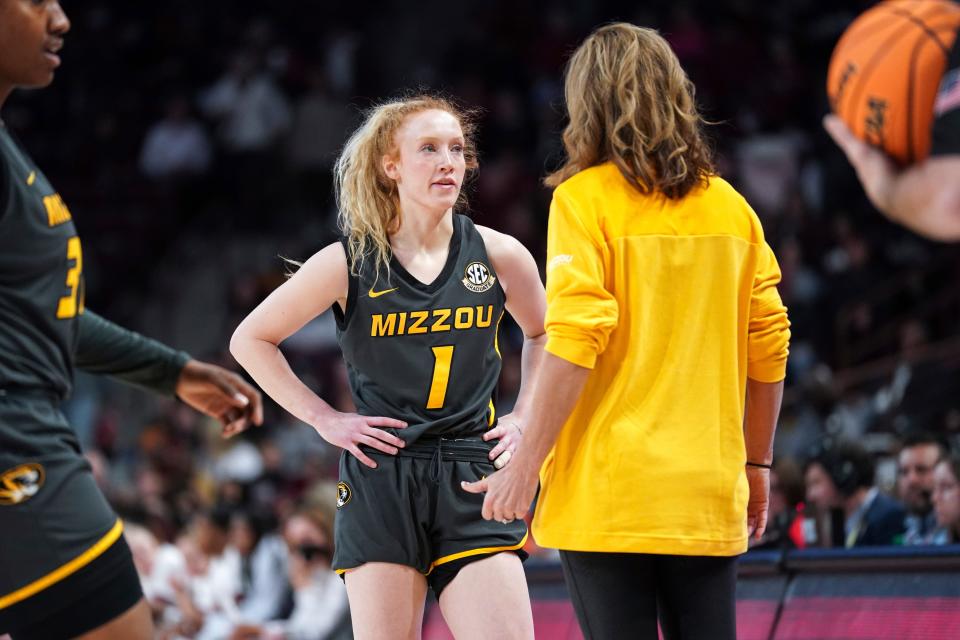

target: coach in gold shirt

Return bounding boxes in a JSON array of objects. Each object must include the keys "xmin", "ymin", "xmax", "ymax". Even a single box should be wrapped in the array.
[{"xmin": 464, "ymin": 23, "xmax": 790, "ymax": 640}]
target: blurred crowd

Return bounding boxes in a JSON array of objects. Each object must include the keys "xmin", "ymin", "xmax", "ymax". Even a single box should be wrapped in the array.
[
  {"xmin": 752, "ymin": 433, "xmax": 960, "ymax": 551},
  {"xmin": 5, "ymin": 0, "xmax": 960, "ymax": 636},
  {"xmin": 123, "ymin": 504, "xmax": 350, "ymax": 640}
]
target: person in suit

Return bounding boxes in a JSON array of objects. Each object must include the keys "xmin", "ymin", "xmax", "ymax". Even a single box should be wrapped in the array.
[{"xmin": 804, "ymin": 440, "xmax": 906, "ymax": 547}]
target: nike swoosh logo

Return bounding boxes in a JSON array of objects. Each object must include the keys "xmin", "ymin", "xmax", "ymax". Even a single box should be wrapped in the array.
[{"xmin": 368, "ymin": 287, "xmax": 399, "ymax": 298}]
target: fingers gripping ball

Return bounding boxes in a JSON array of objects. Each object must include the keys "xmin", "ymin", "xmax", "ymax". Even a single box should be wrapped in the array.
[{"xmin": 827, "ymin": 0, "xmax": 960, "ymax": 165}]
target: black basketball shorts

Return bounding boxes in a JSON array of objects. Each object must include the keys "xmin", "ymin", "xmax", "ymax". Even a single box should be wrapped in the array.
[{"xmin": 332, "ymin": 435, "xmax": 528, "ymax": 597}]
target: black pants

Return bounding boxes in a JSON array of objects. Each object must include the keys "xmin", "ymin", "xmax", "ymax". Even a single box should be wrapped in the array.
[{"xmin": 559, "ymin": 551, "xmax": 738, "ymax": 640}]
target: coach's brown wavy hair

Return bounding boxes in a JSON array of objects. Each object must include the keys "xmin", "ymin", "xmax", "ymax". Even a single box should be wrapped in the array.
[{"xmin": 545, "ymin": 23, "xmax": 714, "ymax": 199}]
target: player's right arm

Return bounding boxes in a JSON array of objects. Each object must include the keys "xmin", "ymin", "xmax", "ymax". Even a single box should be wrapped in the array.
[
  {"xmin": 824, "ymin": 114, "xmax": 960, "ymax": 241},
  {"xmin": 230, "ymin": 242, "xmax": 406, "ymax": 468}
]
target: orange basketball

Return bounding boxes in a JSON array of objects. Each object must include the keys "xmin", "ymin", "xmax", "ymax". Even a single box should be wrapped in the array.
[{"xmin": 827, "ymin": 0, "xmax": 960, "ymax": 165}]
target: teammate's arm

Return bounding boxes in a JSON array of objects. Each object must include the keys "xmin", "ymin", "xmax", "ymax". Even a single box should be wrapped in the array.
[
  {"xmin": 230, "ymin": 242, "xmax": 407, "ymax": 468},
  {"xmin": 476, "ymin": 226, "xmax": 547, "ymax": 467},
  {"xmin": 824, "ymin": 115, "xmax": 960, "ymax": 241},
  {"xmin": 76, "ymin": 310, "xmax": 263, "ymax": 436},
  {"xmin": 76, "ymin": 309, "xmax": 189, "ymax": 394}
]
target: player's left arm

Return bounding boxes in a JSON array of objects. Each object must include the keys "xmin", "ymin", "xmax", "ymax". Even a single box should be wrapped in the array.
[
  {"xmin": 476, "ymin": 226, "xmax": 547, "ymax": 467},
  {"xmin": 76, "ymin": 310, "xmax": 263, "ymax": 437}
]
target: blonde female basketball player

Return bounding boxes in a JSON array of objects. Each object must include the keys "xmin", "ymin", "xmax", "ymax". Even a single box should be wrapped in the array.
[{"xmin": 231, "ymin": 96, "xmax": 544, "ymax": 639}]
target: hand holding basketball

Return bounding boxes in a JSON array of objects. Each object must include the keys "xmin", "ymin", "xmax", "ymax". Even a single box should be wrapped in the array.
[
  {"xmin": 827, "ymin": 0, "xmax": 960, "ymax": 165},
  {"xmin": 823, "ymin": 113, "xmax": 899, "ymax": 215}
]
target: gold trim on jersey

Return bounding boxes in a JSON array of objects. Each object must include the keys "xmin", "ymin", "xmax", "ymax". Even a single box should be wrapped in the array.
[{"xmin": 0, "ymin": 518, "xmax": 124, "ymax": 610}]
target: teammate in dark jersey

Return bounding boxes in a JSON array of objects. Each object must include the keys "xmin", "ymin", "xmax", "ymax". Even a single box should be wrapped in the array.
[
  {"xmin": 231, "ymin": 97, "xmax": 545, "ymax": 639},
  {"xmin": 824, "ymin": 30, "xmax": 960, "ymax": 241},
  {"xmin": 0, "ymin": 3, "xmax": 263, "ymax": 638}
]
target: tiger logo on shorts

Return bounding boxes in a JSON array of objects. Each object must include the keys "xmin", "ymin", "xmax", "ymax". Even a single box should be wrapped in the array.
[
  {"xmin": 337, "ymin": 481, "xmax": 352, "ymax": 509},
  {"xmin": 0, "ymin": 463, "xmax": 45, "ymax": 505}
]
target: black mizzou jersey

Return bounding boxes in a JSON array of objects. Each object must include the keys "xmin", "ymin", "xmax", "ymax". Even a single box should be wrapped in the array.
[
  {"xmin": 0, "ymin": 124, "xmax": 83, "ymax": 398},
  {"xmin": 334, "ymin": 214, "xmax": 505, "ymax": 444}
]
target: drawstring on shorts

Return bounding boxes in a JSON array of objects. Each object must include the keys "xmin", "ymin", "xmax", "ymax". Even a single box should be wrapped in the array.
[{"xmin": 429, "ymin": 438, "xmax": 443, "ymax": 483}]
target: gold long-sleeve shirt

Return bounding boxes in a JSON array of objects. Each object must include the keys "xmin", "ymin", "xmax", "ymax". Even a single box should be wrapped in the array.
[{"xmin": 533, "ymin": 163, "xmax": 790, "ymax": 556}]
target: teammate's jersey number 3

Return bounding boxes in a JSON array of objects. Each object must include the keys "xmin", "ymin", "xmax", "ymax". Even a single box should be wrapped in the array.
[{"xmin": 56, "ymin": 236, "xmax": 83, "ymax": 319}]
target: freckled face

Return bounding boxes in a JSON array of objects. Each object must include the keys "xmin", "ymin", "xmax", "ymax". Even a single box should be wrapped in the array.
[{"xmin": 383, "ymin": 109, "xmax": 466, "ymax": 216}]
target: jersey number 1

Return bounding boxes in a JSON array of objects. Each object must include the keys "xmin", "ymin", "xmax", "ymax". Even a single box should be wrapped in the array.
[
  {"xmin": 426, "ymin": 346, "xmax": 454, "ymax": 409},
  {"xmin": 56, "ymin": 237, "xmax": 83, "ymax": 319}
]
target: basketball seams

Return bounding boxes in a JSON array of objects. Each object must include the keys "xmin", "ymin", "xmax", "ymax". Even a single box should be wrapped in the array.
[
  {"xmin": 908, "ymin": 4, "xmax": 960, "ymax": 161},
  {"xmin": 828, "ymin": 3, "xmax": 913, "ymax": 108},
  {"xmin": 830, "ymin": 0, "xmax": 960, "ymax": 163},
  {"xmin": 842, "ymin": 15, "xmax": 916, "ymax": 139},
  {"xmin": 888, "ymin": 3, "xmax": 960, "ymax": 55},
  {"xmin": 829, "ymin": 7, "xmax": 912, "ymax": 115},
  {"xmin": 906, "ymin": 32, "xmax": 926, "ymax": 163}
]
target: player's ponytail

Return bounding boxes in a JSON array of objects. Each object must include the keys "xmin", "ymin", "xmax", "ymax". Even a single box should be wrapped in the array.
[
  {"xmin": 335, "ymin": 95, "xmax": 478, "ymax": 278},
  {"xmin": 545, "ymin": 22, "xmax": 714, "ymax": 199}
]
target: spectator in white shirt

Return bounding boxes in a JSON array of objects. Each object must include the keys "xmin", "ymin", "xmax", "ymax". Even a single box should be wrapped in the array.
[
  {"xmin": 231, "ymin": 510, "xmax": 290, "ymax": 624},
  {"xmin": 230, "ymin": 506, "xmax": 349, "ymax": 640},
  {"xmin": 139, "ymin": 96, "xmax": 212, "ymax": 180}
]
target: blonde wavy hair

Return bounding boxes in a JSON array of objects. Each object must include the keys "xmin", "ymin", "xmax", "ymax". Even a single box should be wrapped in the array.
[
  {"xmin": 545, "ymin": 23, "xmax": 714, "ymax": 199},
  {"xmin": 335, "ymin": 95, "xmax": 478, "ymax": 277}
]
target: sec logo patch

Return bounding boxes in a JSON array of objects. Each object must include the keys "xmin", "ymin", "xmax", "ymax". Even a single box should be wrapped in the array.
[{"xmin": 462, "ymin": 261, "xmax": 496, "ymax": 293}]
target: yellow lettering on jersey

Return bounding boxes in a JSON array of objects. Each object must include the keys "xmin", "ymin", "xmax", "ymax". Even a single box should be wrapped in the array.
[
  {"xmin": 476, "ymin": 305, "xmax": 493, "ymax": 328},
  {"xmin": 371, "ymin": 314, "xmax": 397, "ymax": 337},
  {"xmin": 431, "ymin": 308, "xmax": 452, "ymax": 332},
  {"xmin": 407, "ymin": 310, "xmax": 429, "ymax": 335},
  {"xmin": 370, "ymin": 305, "xmax": 496, "ymax": 336},
  {"xmin": 43, "ymin": 194, "xmax": 73, "ymax": 227},
  {"xmin": 454, "ymin": 306, "xmax": 474, "ymax": 329}
]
